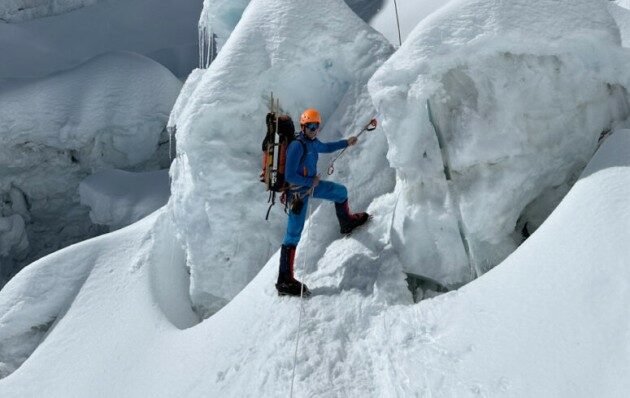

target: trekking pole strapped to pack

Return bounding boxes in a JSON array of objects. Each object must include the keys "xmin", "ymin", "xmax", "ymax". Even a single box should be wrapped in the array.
[{"xmin": 327, "ymin": 118, "xmax": 378, "ymax": 176}]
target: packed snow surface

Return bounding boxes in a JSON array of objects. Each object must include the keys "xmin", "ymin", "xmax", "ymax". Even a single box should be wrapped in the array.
[
  {"xmin": 169, "ymin": 0, "xmax": 394, "ymax": 316},
  {"xmin": 79, "ymin": 169, "xmax": 170, "ymax": 229},
  {"xmin": 0, "ymin": 128, "xmax": 628, "ymax": 396},
  {"xmin": 0, "ymin": 52, "xmax": 180, "ymax": 284},
  {"xmin": 0, "ymin": 0, "xmax": 203, "ymax": 78},
  {"xmin": 368, "ymin": 0, "xmax": 630, "ymax": 286}
]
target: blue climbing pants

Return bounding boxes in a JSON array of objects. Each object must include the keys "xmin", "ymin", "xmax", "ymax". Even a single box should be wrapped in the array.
[{"xmin": 282, "ymin": 180, "xmax": 348, "ymax": 246}]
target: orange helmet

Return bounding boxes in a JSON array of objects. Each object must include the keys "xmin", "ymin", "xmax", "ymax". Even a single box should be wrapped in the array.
[{"xmin": 300, "ymin": 108, "xmax": 321, "ymax": 125}]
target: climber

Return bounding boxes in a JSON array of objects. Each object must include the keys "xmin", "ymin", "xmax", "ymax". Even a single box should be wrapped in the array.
[{"xmin": 276, "ymin": 108, "xmax": 370, "ymax": 297}]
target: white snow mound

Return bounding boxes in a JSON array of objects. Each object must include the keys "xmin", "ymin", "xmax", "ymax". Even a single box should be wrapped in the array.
[
  {"xmin": 368, "ymin": 0, "xmax": 630, "ymax": 286},
  {"xmin": 0, "ymin": 0, "xmax": 202, "ymax": 78},
  {"xmin": 79, "ymin": 169, "xmax": 170, "ymax": 230},
  {"xmin": 0, "ymin": 52, "xmax": 180, "ymax": 283}
]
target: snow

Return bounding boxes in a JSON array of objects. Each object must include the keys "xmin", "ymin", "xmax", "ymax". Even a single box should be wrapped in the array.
[
  {"xmin": 0, "ymin": 0, "xmax": 203, "ymax": 79},
  {"xmin": 0, "ymin": 127, "xmax": 627, "ymax": 396},
  {"xmin": 0, "ymin": 0, "xmax": 630, "ymax": 394},
  {"xmin": 0, "ymin": 0, "xmax": 100, "ymax": 22},
  {"xmin": 368, "ymin": 0, "xmax": 630, "ymax": 287},
  {"xmin": 169, "ymin": 0, "xmax": 395, "ymax": 317},
  {"xmin": 79, "ymin": 169, "xmax": 170, "ymax": 229},
  {"xmin": 368, "ymin": 0, "xmax": 447, "ymax": 45},
  {"xmin": 0, "ymin": 51, "xmax": 180, "ymax": 284},
  {"xmin": 610, "ymin": 2, "xmax": 630, "ymax": 46}
]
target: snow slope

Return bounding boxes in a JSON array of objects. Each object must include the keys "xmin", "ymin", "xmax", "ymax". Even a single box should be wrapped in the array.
[
  {"xmin": 79, "ymin": 169, "xmax": 170, "ymax": 230},
  {"xmin": 169, "ymin": 0, "xmax": 395, "ymax": 317},
  {"xmin": 0, "ymin": 0, "xmax": 203, "ymax": 79},
  {"xmin": 0, "ymin": 52, "xmax": 180, "ymax": 284},
  {"xmin": 368, "ymin": 0, "xmax": 630, "ymax": 286},
  {"xmin": 0, "ymin": 128, "xmax": 627, "ymax": 397}
]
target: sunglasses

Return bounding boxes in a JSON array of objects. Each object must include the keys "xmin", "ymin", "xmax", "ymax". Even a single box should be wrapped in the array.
[{"xmin": 305, "ymin": 123, "xmax": 320, "ymax": 131}]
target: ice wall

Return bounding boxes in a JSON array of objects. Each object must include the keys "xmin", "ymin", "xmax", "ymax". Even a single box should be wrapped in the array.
[
  {"xmin": 0, "ymin": 52, "xmax": 181, "ymax": 284},
  {"xmin": 369, "ymin": 0, "xmax": 630, "ymax": 286},
  {"xmin": 169, "ymin": 0, "xmax": 394, "ymax": 317}
]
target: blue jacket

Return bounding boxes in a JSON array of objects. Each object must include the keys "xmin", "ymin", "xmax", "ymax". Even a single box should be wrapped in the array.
[{"xmin": 285, "ymin": 132, "xmax": 348, "ymax": 187}]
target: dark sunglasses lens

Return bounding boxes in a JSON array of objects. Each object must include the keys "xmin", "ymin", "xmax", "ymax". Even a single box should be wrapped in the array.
[{"xmin": 307, "ymin": 123, "xmax": 319, "ymax": 131}]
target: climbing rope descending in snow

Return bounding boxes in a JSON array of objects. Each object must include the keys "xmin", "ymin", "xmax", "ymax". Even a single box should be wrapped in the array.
[
  {"xmin": 289, "ymin": 189, "xmax": 314, "ymax": 398},
  {"xmin": 393, "ymin": 0, "xmax": 402, "ymax": 46}
]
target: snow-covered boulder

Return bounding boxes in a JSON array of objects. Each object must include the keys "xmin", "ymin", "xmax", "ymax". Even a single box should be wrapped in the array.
[
  {"xmin": 169, "ymin": 0, "xmax": 394, "ymax": 316},
  {"xmin": 368, "ymin": 0, "xmax": 630, "ymax": 286},
  {"xmin": 79, "ymin": 169, "xmax": 170, "ymax": 230},
  {"xmin": 0, "ymin": 52, "xmax": 181, "ymax": 284}
]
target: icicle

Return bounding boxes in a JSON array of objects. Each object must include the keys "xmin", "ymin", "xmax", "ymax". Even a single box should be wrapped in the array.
[
  {"xmin": 205, "ymin": 28, "xmax": 211, "ymax": 68},
  {"xmin": 168, "ymin": 126, "xmax": 176, "ymax": 161},
  {"xmin": 198, "ymin": 26, "xmax": 203, "ymax": 69}
]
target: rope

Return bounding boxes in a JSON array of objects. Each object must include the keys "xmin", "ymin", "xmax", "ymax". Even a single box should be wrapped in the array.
[
  {"xmin": 289, "ymin": 189, "xmax": 314, "ymax": 398},
  {"xmin": 393, "ymin": 0, "xmax": 402, "ymax": 46},
  {"xmin": 327, "ymin": 119, "xmax": 377, "ymax": 175}
]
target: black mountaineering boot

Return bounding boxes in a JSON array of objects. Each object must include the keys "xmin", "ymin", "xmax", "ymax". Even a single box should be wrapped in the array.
[
  {"xmin": 276, "ymin": 245, "xmax": 311, "ymax": 297},
  {"xmin": 335, "ymin": 199, "xmax": 370, "ymax": 235}
]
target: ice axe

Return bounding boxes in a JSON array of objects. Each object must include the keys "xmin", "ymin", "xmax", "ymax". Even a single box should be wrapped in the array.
[{"xmin": 327, "ymin": 118, "xmax": 378, "ymax": 176}]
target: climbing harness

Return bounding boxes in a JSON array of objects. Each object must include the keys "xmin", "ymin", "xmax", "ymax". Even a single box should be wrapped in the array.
[
  {"xmin": 289, "ymin": 188, "xmax": 314, "ymax": 398},
  {"xmin": 326, "ymin": 118, "xmax": 378, "ymax": 176}
]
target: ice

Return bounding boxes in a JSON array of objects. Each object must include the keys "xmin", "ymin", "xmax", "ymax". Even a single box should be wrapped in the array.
[
  {"xmin": 0, "ymin": 52, "xmax": 181, "ymax": 284},
  {"xmin": 0, "ymin": 216, "xmax": 28, "ymax": 258},
  {"xmin": 79, "ymin": 169, "xmax": 170, "ymax": 230},
  {"xmin": 0, "ymin": 0, "xmax": 203, "ymax": 79},
  {"xmin": 368, "ymin": 0, "xmax": 630, "ymax": 286},
  {"xmin": 169, "ymin": 0, "xmax": 394, "ymax": 317},
  {"xmin": 1, "ymin": 0, "xmax": 630, "ymax": 394},
  {"xmin": 197, "ymin": 0, "xmax": 249, "ymax": 62}
]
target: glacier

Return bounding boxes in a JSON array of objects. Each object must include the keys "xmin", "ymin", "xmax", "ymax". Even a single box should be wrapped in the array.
[
  {"xmin": 369, "ymin": 0, "xmax": 630, "ymax": 286},
  {"xmin": 0, "ymin": 0, "xmax": 629, "ymax": 395},
  {"xmin": 169, "ymin": 0, "xmax": 395, "ymax": 317}
]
